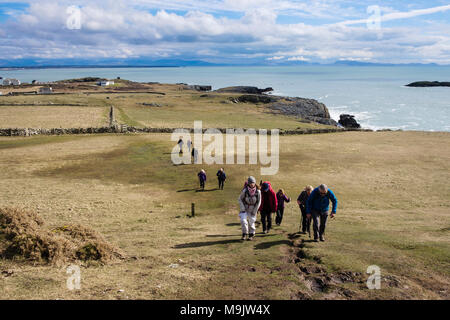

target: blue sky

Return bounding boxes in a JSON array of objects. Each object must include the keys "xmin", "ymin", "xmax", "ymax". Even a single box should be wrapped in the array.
[{"xmin": 0, "ymin": 0, "xmax": 449, "ymax": 64}]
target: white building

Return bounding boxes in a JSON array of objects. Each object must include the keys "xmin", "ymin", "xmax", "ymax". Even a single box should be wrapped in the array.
[
  {"xmin": 2, "ymin": 78, "xmax": 21, "ymax": 86},
  {"xmin": 99, "ymin": 80, "xmax": 115, "ymax": 86}
]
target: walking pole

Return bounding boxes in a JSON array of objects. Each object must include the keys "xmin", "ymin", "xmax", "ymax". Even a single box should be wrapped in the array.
[{"xmin": 307, "ymin": 216, "xmax": 311, "ymax": 238}]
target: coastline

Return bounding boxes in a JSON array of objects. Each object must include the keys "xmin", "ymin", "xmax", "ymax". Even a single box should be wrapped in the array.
[{"xmin": 1, "ymin": 69, "xmax": 449, "ymax": 131}]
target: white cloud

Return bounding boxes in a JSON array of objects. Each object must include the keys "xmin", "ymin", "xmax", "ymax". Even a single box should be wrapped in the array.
[
  {"xmin": 287, "ymin": 56, "xmax": 309, "ymax": 61},
  {"xmin": 338, "ymin": 4, "xmax": 450, "ymax": 26},
  {"xmin": 0, "ymin": 0, "xmax": 449, "ymax": 64}
]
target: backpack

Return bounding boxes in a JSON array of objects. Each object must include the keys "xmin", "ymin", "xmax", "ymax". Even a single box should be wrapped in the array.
[{"xmin": 244, "ymin": 187, "xmax": 260, "ymax": 205}]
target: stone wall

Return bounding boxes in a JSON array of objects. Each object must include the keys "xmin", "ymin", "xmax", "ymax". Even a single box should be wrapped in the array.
[{"xmin": 0, "ymin": 126, "xmax": 378, "ymax": 137}]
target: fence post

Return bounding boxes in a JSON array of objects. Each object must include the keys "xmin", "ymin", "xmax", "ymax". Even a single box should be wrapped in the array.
[
  {"xmin": 191, "ymin": 203, "xmax": 195, "ymax": 217},
  {"xmin": 109, "ymin": 106, "xmax": 115, "ymax": 127}
]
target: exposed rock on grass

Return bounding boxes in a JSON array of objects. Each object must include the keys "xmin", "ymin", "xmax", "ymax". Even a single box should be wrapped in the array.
[
  {"xmin": 55, "ymin": 77, "xmax": 104, "ymax": 83},
  {"xmin": 269, "ymin": 97, "xmax": 337, "ymax": 126},
  {"xmin": 0, "ymin": 208, "xmax": 124, "ymax": 265},
  {"xmin": 231, "ymin": 94, "xmax": 277, "ymax": 104},
  {"xmin": 183, "ymin": 85, "xmax": 212, "ymax": 91},
  {"xmin": 216, "ymin": 86, "xmax": 273, "ymax": 94}
]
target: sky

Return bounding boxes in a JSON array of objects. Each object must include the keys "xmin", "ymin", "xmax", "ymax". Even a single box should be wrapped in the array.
[{"xmin": 0, "ymin": 0, "xmax": 450, "ymax": 65}]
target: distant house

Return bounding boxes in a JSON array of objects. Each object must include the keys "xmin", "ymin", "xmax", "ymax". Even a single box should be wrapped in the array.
[
  {"xmin": 2, "ymin": 78, "xmax": 21, "ymax": 86},
  {"xmin": 99, "ymin": 80, "xmax": 115, "ymax": 86},
  {"xmin": 39, "ymin": 87, "xmax": 53, "ymax": 94}
]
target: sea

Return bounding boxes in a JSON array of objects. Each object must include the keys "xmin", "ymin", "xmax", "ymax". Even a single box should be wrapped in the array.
[{"xmin": 1, "ymin": 65, "xmax": 449, "ymax": 132}]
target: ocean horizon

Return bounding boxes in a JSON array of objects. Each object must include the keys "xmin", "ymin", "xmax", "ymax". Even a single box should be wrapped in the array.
[{"xmin": 1, "ymin": 65, "xmax": 449, "ymax": 132}]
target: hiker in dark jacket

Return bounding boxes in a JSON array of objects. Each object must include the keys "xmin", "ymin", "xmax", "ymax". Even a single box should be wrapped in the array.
[
  {"xmin": 191, "ymin": 146, "xmax": 199, "ymax": 164},
  {"xmin": 216, "ymin": 168, "xmax": 226, "ymax": 190},
  {"xmin": 306, "ymin": 184, "xmax": 338, "ymax": 242},
  {"xmin": 197, "ymin": 169, "xmax": 206, "ymax": 190},
  {"xmin": 177, "ymin": 138, "xmax": 184, "ymax": 154},
  {"xmin": 258, "ymin": 181, "xmax": 277, "ymax": 234},
  {"xmin": 297, "ymin": 185, "xmax": 313, "ymax": 234},
  {"xmin": 275, "ymin": 189, "xmax": 290, "ymax": 226}
]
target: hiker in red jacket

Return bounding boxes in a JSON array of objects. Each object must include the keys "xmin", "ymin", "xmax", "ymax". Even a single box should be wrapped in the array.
[{"xmin": 258, "ymin": 181, "xmax": 278, "ymax": 234}]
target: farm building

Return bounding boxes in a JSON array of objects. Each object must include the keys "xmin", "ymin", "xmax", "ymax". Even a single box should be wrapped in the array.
[{"xmin": 39, "ymin": 87, "xmax": 53, "ymax": 94}]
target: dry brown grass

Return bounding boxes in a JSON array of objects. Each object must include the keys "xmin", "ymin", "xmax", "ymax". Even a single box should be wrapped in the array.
[
  {"xmin": 0, "ymin": 207, "xmax": 124, "ymax": 266},
  {"xmin": 0, "ymin": 106, "xmax": 109, "ymax": 128},
  {"xmin": 0, "ymin": 131, "xmax": 448, "ymax": 300},
  {"xmin": 0, "ymin": 82, "xmax": 448, "ymax": 300}
]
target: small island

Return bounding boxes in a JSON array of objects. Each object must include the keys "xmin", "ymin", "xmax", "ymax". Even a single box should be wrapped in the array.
[{"xmin": 406, "ymin": 81, "xmax": 450, "ymax": 87}]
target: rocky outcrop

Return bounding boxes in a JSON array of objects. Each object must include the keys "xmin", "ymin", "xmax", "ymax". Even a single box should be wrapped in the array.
[
  {"xmin": 406, "ymin": 81, "xmax": 450, "ymax": 87},
  {"xmin": 231, "ymin": 94, "xmax": 277, "ymax": 104},
  {"xmin": 184, "ymin": 85, "xmax": 212, "ymax": 91},
  {"xmin": 269, "ymin": 97, "xmax": 337, "ymax": 126},
  {"xmin": 140, "ymin": 102, "xmax": 163, "ymax": 107},
  {"xmin": 338, "ymin": 114, "xmax": 361, "ymax": 128},
  {"xmin": 218, "ymin": 88, "xmax": 337, "ymax": 126},
  {"xmin": 57, "ymin": 77, "xmax": 104, "ymax": 83},
  {"xmin": 216, "ymin": 86, "xmax": 273, "ymax": 94}
]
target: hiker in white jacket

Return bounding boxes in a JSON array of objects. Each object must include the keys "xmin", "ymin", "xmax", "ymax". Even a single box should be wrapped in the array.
[{"xmin": 238, "ymin": 176, "xmax": 261, "ymax": 241}]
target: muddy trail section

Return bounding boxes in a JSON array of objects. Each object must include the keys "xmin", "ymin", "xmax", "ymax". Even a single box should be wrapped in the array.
[{"xmin": 284, "ymin": 233, "xmax": 405, "ymax": 300}]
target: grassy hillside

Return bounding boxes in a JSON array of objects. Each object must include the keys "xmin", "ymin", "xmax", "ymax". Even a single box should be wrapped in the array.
[
  {"xmin": 0, "ymin": 131, "xmax": 448, "ymax": 299},
  {"xmin": 0, "ymin": 82, "xmax": 329, "ymax": 130}
]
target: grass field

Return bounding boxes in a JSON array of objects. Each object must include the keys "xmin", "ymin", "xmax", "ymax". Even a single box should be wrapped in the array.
[
  {"xmin": 0, "ymin": 131, "xmax": 448, "ymax": 299},
  {"xmin": 0, "ymin": 82, "xmax": 329, "ymax": 130},
  {"xmin": 0, "ymin": 106, "xmax": 109, "ymax": 128}
]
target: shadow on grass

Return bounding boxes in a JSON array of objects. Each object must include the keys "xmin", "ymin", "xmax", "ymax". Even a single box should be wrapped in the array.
[
  {"xmin": 177, "ymin": 188, "xmax": 218, "ymax": 193},
  {"xmin": 226, "ymin": 222, "xmax": 262, "ymax": 227},
  {"xmin": 206, "ymin": 234, "xmax": 238, "ymax": 238},
  {"xmin": 254, "ymin": 240, "xmax": 291, "ymax": 250},
  {"xmin": 195, "ymin": 188, "xmax": 219, "ymax": 193},
  {"xmin": 177, "ymin": 188, "xmax": 197, "ymax": 193},
  {"xmin": 173, "ymin": 239, "xmax": 242, "ymax": 248},
  {"xmin": 288, "ymin": 233, "xmax": 302, "ymax": 239}
]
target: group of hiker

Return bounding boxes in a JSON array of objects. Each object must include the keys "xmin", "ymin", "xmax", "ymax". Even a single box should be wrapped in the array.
[
  {"xmin": 182, "ymin": 137, "xmax": 338, "ymax": 242},
  {"xmin": 178, "ymin": 138, "xmax": 199, "ymax": 164},
  {"xmin": 238, "ymin": 176, "xmax": 338, "ymax": 242},
  {"xmin": 194, "ymin": 169, "xmax": 338, "ymax": 242},
  {"xmin": 197, "ymin": 168, "xmax": 227, "ymax": 191}
]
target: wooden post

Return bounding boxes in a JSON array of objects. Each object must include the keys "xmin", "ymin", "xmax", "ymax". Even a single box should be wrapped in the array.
[
  {"xmin": 109, "ymin": 106, "xmax": 115, "ymax": 127},
  {"xmin": 191, "ymin": 203, "xmax": 195, "ymax": 217}
]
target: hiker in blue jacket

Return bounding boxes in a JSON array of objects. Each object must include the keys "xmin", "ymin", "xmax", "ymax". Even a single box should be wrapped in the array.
[
  {"xmin": 216, "ymin": 168, "xmax": 226, "ymax": 190},
  {"xmin": 306, "ymin": 184, "xmax": 338, "ymax": 242},
  {"xmin": 198, "ymin": 169, "xmax": 206, "ymax": 190}
]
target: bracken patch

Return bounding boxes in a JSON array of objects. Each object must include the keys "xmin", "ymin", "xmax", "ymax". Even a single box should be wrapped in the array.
[{"xmin": 0, "ymin": 207, "xmax": 125, "ymax": 265}]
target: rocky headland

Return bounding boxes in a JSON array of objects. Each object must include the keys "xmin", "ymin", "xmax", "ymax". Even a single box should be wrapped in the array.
[
  {"xmin": 215, "ymin": 86, "xmax": 338, "ymax": 126},
  {"xmin": 406, "ymin": 81, "xmax": 450, "ymax": 87}
]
